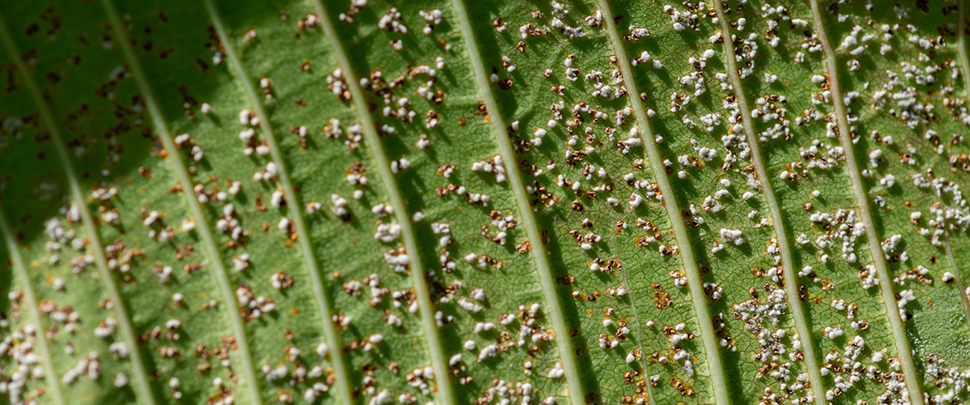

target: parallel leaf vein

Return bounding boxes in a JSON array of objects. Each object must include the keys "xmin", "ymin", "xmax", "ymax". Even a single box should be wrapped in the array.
[
  {"xmin": 958, "ymin": 0, "xmax": 970, "ymax": 104},
  {"xmin": 0, "ymin": 208, "xmax": 65, "ymax": 405},
  {"xmin": 922, "ymin": 154, "xmax": 970, "ymax": 335},
  {"xmin": 710, "ymin": 4, "xmax": 827, "ymax": 404},
  {"xmin": 940, "ymin": 217, "xmax": 970, "ymax": 332},
  {"xmin": 808, "ymin": 3, "xmax": 925, "ymax": 404},
  {"xmin": 448, "ymin": 0, "xmax": 586, "ymax": 404},
  {"xmin": 309, "ymin": 1, "xmax": 455, "ymax": 403},
  {"xmin": 0, "ymin": 15, "xmax": 155, "ymax": 405},
  {"xmin": 98, "ymin": 1, "xmax": 264, "ymax": 404},
  {"xmin": 593, "ymin": 1, "xmax": 731, "ymax": 403},
  {"xmin": 607, "ymin": 212, "xmax": 656, "ymax": 405},
  {"xmin": 202, "ymin": 2, "xmax": 354, "ymax": 404}
]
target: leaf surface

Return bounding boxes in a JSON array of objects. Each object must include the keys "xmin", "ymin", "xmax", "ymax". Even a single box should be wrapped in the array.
[{"xmin": 1, "ymin": 0, "xmax": 969, "ymax": 404}]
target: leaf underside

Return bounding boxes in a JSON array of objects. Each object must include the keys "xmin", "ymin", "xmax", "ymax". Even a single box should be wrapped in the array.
[{"xmin": 1, "ymin": 0, "xmax": 969, "ymax": 405}]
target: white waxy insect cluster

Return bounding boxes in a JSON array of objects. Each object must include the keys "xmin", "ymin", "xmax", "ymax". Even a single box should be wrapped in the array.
[
  {"xmin": 8, "ymin": 0, "xmax": 970, "ymax": 404},
  {"xmin": 373, "ymin": 221, "xmax": 402, "ymax": 243},
  {"xmin": 470, "ymin": 155, "xmax": 508, "ymax": 183},
  {"xmin": 719, "ymin": 228, "xmax": 746, "ymax": 246}
]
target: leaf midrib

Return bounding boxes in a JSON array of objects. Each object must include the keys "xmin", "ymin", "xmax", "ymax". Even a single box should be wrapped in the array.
[
  {"xmin": 710, "ymin": 4, "xmax": 827, "ymax": 404},
  {"xmin": 808, "ymin": 2, "xmax": 925, "ymax": 404}
]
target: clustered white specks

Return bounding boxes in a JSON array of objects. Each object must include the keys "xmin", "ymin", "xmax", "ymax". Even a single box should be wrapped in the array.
[{"xmin": 3, "ymin": 0, "xmax": 970, "ymax": 405}]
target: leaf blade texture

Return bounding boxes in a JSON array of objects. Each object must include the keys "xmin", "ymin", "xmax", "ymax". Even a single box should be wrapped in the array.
[{"xmin": 1, "ymin": 0, "xmax": 969, "ymax": 404}]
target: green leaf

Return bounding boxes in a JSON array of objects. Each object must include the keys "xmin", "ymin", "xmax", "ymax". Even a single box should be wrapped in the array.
[{"xmin": 1, "ymin": 0, "xmax": 969, "ymax": 404}]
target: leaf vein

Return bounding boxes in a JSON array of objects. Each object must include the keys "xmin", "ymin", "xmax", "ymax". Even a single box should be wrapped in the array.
[
  {"xmin": 0, "ymin": 15, "xmax": 156, "ymax": 405},
  {"xmin": 448, "ymin": 0, "xmax": 586, "ymax": 403},
  {"xmin": 202, "ymin": 2, "xmax": 355, "ymax": 404},
  {"xmin": 606, "ymin": 212, "xmax": 656, "ymax": 405},
  {"xmin": 592, "ymin": 1, "xmax": 731, "ymax": 403},
  {"xmin": 808, "ymin": 2, "xmax": 925, "ymax": 403},
  {"xmin": 309, "ymin": 2, "xmax": 456, "ymax": 403},
  {"xmin": 98, "ymin": 1, "xmax": 264, "ymax": 403},
  {"xmin": 710, "ymin": 3, "xmax": 827, "ymax": 403},
  {"xmin": 0, "ymin": 209, "xmax": 65, "ymax": 405},
  {"xmin": 958, "ymin": 0, "xmax": 970, "ymax": 105}
]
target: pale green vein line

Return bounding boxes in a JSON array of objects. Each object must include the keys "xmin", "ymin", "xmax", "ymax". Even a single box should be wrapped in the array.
[
  {"xmin": 0, "ymin": 210, "xmax": 65, "ymax": 405},
  {"xmin": 202, "ymin": 2, "xmax": 353, "ymax": 404},
  {"xmin": 450, "ymin": 0, "xmax": 585, "ymax": 403},
  {"xmin": 958, "ymin": 0, "xmax": 970, "ymax": 104},
  {"xmin": 710, "ymin": 4, "xmax": 827, "ymax": 404},
  {"xmin": 0, "ymin": 19, "xmax": 65, "ymax": 405},
  {"xmin": 606, "ymin": 213, "xmax": 656, "ymax": 405},
  {"xmin": 921, "ymin": 154, "xmax": 970, "ymax": 334},
  {"xmin": 309, "ymin": 1, "xmax": 455, "ymax": 403},
  {"xmin": 0, "ymin": 14, "xmax": 156, "ymax": 405},
  {"xmin": 97, "ymin": 2, "xmax": 264, "ymax": 404},
  {"xmin": 593, "ymin": 1, "xmax": 730, "ymax": 403},
  {"xmin": 939, "ymin": 210, "xmax": 970, "ymax": 333},
  {"xmin": 808, "ymin": 2, "xmax": 925, "ymax": 404}
]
